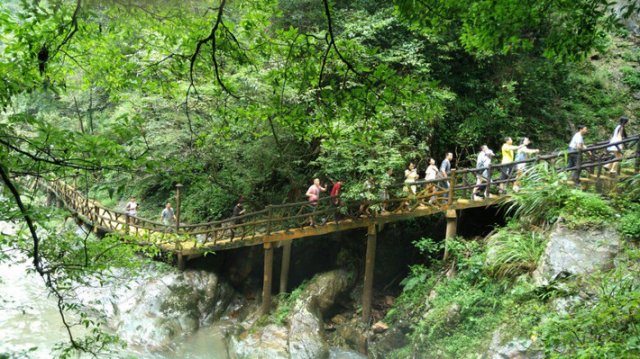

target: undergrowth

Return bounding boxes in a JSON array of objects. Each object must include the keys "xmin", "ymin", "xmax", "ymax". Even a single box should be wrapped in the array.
[{"xmin": 380, "ymin": 166, "xmax": 640, "ymax": 358}]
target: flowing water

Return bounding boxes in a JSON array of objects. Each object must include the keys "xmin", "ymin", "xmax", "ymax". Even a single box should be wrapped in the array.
[
  {"xmin": 0, "ymin": 221, "xmax": 365, "ymax": 359},
  {"xmin": 0, "ymin": 221, "xmax": 229, "ymax": 358}
]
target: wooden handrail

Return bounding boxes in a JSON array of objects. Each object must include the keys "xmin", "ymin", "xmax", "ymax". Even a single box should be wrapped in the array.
[{"xmin": 45, "ymin": 134, "xmax": 639, "ymax": 251}]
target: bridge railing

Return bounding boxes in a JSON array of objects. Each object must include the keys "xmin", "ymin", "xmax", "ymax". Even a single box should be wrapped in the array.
[{"xmin": 48, "ymin": 135, "xmax": 639, "ymax": 250}]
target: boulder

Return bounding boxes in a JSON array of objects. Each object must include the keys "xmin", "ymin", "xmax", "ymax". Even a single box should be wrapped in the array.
[
  {"xmin": 230, "ymin": 269, "xmax": 355, "ymax": 359},
  {"xmin": 486, "ymin": 326, "xmax": 543, "ymax": 359},
  {"xmin": 335, "ymin": 319, "xmax": 368, "ymax": 353},
  {"xmin": 77, "ymin": 268, "xmax": 235, "ymax": 349},
  {"xmin": 229, "ymin": 324, "xmax": 289, "ymax": 359},
  {"xmin": 532, "ymin": 225, "xmax": 620, "ymax": 287},
  {"xmin": 289, "ymin": 270, "xmax": 354, "ymax": 359}
]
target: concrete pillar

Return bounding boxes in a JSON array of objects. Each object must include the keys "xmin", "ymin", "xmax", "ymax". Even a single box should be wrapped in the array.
[
  {"xmin": 362, "ymin": 224, "xmax": 377, "ymax": 323},
  {"xmin": 279, "ymin": 240, "xmax": 292, "ymax": 293},
  {"xmin": 261, "ymin": 242, "xmax": 274, "ymax": 315},
  {"xmin": 443, "ymin": 210, "xmax": 457, "ymax": 261}
]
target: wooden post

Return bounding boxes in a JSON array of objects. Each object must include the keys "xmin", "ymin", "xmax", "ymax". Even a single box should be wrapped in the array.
[
  {"xmin": 175, "ymin": 183, "xmax": 183, "ymax": 233},
  {"xmin": 635, "ymin": 139, "xmax": 639, "ymax": 174},
  {"xmin": 262, "ymin": 242, "xmax": 274, "ymax": 315},
  {"xmin": 574, "ymin": 149, "xmax": 582, "ymax": 186},
  {"xmin": 177, "ymin": 253, "xmax": 185, "ymax": 270},
  {"xmin": 266, "ymin": 205, "xmax": 273, "ymax": 235},
  {"xmin": 362, "ymin": 224, "xmax": 377, "ymax": 323},
  {"xmin": 125, "ymin": 214, "xmax": 131, "ymax": 235},
  {"xmin": 443, "ymin": 210, "xmax": 457, "ymax": 261},
  {"xmin": 596, "ymin": 161, "xmax": 603, "ymax": 192},
  {"xmin": 447, "ymin": 170, "xmax": 456, "ymax": 206},
  {"xmin": 279, "ymin": 240, "xmax": 292, "ymax": 293}
]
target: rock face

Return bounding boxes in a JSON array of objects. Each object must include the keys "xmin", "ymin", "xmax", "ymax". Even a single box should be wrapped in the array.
[
  {"xmin": 230, "ymin": 324, "xmax": 290, "ymax": 359},
  {"xmin": 614, "ymin": 0, "xmax": 640, "ymax": 35},
  {"xmin": 230, "ymin": 269, "xmax": 354, "ymax": 359},
  {"xmin": 288, "ymin": 269, "xmax": 353, "ymax": 359},
  {"xmin": 78, "ymin": 268, "xmax": 235, "ymax": 349},
  {"xmin": 533, "ymin": 225, "xmax": 620, "ymax": 287},
  {"xmin": 486, "ymin": 327, "xmax": 544, "ymax": 359}
]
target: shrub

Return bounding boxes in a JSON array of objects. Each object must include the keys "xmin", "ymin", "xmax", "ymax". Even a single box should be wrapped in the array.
[
  {"xmin": 505, "ymin": 162, "xmax": 614, "ymax": 228},
  {"xmin": 619, "ymin": 207, "xmax": 640, "ymax": 240},
  {"xmin": 536, "ymin": 260, "xmax": 640, "ymax": 358},
  {"xmin": 271, "ymin": 280, "xmax": 308, "ymax": 325},
  {"xmin": 621, "ymin": 65, "xmax": 640, "ymax": 90},
  {"xmin": 486, "ymin": 228, "xmax": 546, "ymax": 279},
  {"xmin": 561, "ymin": 189, "xmax": 614, "ymax": 228}
]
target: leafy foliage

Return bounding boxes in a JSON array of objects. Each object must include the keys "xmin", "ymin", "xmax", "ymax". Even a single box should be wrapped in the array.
[
  {"xmin": 505, "ymin": 162, "xmax": 615, "ymax": 228},
  {"xmin": 619, "ymin": 205, "xmax": 640, "ymax": 240},
  {"xmin": 536, "ymin": 252, "xmax": 640, "ymax": 358}
]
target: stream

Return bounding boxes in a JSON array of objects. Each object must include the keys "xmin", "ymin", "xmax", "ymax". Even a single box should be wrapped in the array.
[
  {"xmin": 0, "ymin": 221, "xmax": 229, "ymax": 358},
  {"xmin": 0, "ymin": 221, "xmax": 364, "ymax": 359}
]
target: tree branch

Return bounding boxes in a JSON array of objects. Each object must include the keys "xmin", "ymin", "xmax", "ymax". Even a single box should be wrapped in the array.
[
  {"xmin": 0, "ymin": 165, "xmax": 43, "ymax": 274},
  {"xmin": 188, "ymin": 0, "xmax": 238, "ymax": 99}
]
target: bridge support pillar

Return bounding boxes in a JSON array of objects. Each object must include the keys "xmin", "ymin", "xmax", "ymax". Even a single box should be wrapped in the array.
[
  {"xmin": 443, "ymin": 210, "xmax": 457, "ymax": 261},
  {"xmin": 177, "ymin": 253, "xmax": 185, "ymax": 271},
  {"xmin": 279, "ymin": 240, "xmax": 292, "ymax": 294},
  {"xmin": 362, "ymin": 224, "xmax": 377, "ymax": 323},
  {"xmin": 262, "ymin": 242, "xmax": 274, "ymax": 315}
]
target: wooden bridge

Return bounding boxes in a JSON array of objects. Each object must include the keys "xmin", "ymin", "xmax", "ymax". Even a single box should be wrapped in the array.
[{"xmin": 47, "ymin": 135, "xmax": 639, "ymax": 319}]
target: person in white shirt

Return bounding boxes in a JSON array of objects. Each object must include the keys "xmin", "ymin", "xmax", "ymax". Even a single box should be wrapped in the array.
[
  {"xmin": 424, "ymin": 158, "xmax": 440, "ymax": 204},
  {"xmin": 513, "ymin": 137, "xmax": 540, "ymax": 192},
  {"xmin": 160, "ymin": 202, "xmax": 176, "ymax": 226},
  {"xmin": 605, "ymin": 117, "xmax": 629, "ymax": 174},
  {"xmin": 126, "ymin": 197, "xmax": 138, "ymax": 216},
  {"xmin": 473, "ymin": 146, "xmax": 494, "ymax": 200},
  {"xmin": 125, "ymin": 196, "xmax": 138, "ymax": 225},
  {"xmin": 568, "ymin": 125, "xmax": 588, "ymax": 170}
]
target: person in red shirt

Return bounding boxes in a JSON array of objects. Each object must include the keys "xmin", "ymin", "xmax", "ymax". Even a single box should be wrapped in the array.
[{"xmin": 329, "ymin": 179, "xmax": 343, "ymax": 223}]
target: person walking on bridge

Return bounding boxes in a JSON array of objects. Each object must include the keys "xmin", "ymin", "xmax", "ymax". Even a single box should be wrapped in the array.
[
  {"xmin": 404, "ymin": 162, "xmax": 419, "ymax": 195},
  {"xmin": 440, "ymin": 153, "xmax": 453, "ymax": 188},
  {"xmin": 440, "ymin": 152, "xmax": 454, "ymax": 200},
  {"xmin": 424, "ymin": 158, "xmax": 439, "ymax": 204},
  {"xmin": 305, "ymin": 178, "xmax": 326, "ymax": 227},
  {"xmin": 125, "ymin": 196, "xmax": 138, "ymax": 225},
  {"xmin": 605, "ymin": 116, "xmax": 629, "ymax": 174},
  {"xmin": 230, "ymin": 197, "xmax": 245, "ymax": 239},
  {"xmin": 329, "ymin": 179, "xmax": 343, "ymax": 222},
  {"xmin": 513, "ymin": 137, "xmax": 540, "ymax": 192},
  {"xmin": 499, "ymin": 137, "xmax": 523, "ymax": 194},
  {"xmin": 473, "ymin": 146, "xmax": 494, "ymax": 200},
  {"xmin": 568, "ymin": 125, "xmax": 589, "ymax": 182},
  {"xmin": 160, "ymin": 202, "xmax": 177, "ymax": 226}
]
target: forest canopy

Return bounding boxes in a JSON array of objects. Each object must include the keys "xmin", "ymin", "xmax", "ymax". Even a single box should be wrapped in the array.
[{"xmin": 1, "ymin": 0, "xmax": 639, "ymax": 355}]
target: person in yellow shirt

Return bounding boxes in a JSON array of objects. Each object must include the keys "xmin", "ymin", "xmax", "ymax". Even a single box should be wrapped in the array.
[{"xmin": 499, "ymin": 137, "xmax": 523, "ymax": 193}]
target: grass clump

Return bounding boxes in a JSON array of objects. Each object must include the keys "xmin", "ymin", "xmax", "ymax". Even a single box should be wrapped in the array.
[{"xmin": 486, "ymin": 223, "xmax": 546, "ymax": 279}]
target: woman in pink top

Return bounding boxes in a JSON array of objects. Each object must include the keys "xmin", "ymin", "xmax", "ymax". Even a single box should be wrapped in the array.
[{"xmin": 305, "ymin": 178, "xmax": 326, "ymax": 226}]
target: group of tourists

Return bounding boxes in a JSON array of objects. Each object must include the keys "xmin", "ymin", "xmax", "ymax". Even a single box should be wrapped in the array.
[
  {"xmin": 125, "ymin": 197, "xmax": 177, "ymax": 226},
  {"xmin": 122, "ymin": 117, "xmax": 630, "ymax": 230},
  {"xmin": 298, "ymin": 116, "xmax": 632, "ymax": 225}
]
